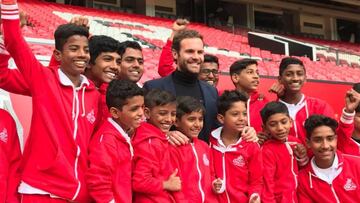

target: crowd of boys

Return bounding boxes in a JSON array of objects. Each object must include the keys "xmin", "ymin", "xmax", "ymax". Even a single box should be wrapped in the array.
[{"xmin": 1, "ymin": 0, "xmax": 360, "ymax": 202}]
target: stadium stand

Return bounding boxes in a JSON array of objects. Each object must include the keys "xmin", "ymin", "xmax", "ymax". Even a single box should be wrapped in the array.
[{"xmin": 17, "ymin": 0, "xmax": 360, "ymax": 84}]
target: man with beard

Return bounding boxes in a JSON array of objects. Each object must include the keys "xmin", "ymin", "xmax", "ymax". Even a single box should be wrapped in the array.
[
  {"xmin": 158, "ymin": 19, "xmax": 220, "ymax": 88},
  {"xmin": 143, "ymin": 29, "xmax": 218, "ymax": 142}
]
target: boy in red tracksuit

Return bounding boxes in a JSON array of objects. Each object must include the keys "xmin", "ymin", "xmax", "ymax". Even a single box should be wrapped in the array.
[
  {"xmin": 0, "ymin": 109, "xmax": 22, "ymax": 203},
  {"xmin": 260, "ymin": 101, "xmax": 308, "ymax": 203},
  {"xmin": 170, "ymin": 96, "xmax": 218, "ymax": 203},
  {"xmin": 2, "ymin": 1, "xmax": 100, "ymax": 202},
  {"xmin": 270, "ymin": 57, "xmax": 334, "ymax": 145},
  {"xmin": 210, "ymin": 90, "xmax": 262, "ymax": 203},
  {"xmin": 229, "ymin": 59, "xmax": 269, "ymax": 133},
  {"xmin": 298, "ymin": 115, "xmax": 360, "ymax": 202},
  {"xmin": 132, "ymin": 89, "xmax": 181, "ymax": 203},
  {"xmin": 337, "ymin": 83, "xmax": 360, "ymax": 156},
  {"xmin": 86, "ymin": 80, "xmax": 144, "ymax": 203}
]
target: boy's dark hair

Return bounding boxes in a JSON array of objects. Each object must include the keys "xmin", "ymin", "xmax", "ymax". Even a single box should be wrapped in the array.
[
  {"xmin": 229, "ymin": 59, "xmax": 258, "ymax": 76},
  {"xmin": 218, "ymin": 90, "xmax": 248, "ymax": 115},
  {"xmin": 119, "ymin": 40, "xmax": 142, "ymax": 57},
  {"xmin": 353, "ymin": 82, "xmax": 360, "ymax": 113},
  {"xmin": 176, "ymin": 96, "xmax": 205, "ymax": 119},
  {"xmin": 260, "ymin": 102, "xmax": 290, "ymax": 124},
  {"xmin": 304, "ymin": 115, "xmax": 338, "ymax": 140},
  {"xmin": 172, "ymin": 29, "xmax": 203, "ymax": 53},
  {"xmin": 106, "ymin": 79, "xmax": 144, "ymax": 110},
  {"xmin": 279, "ymin": 57, "xmax": 305, "ymax": 76},
  {"xmin": 54, "ymin": 23, "xmax": 89, "ymax": 51},
  {"xmin": 89, "ymin": 35, "xmax": 121, "ymax": 65},
  {"xmin": 203, "ymin": 54, "xmax": 219, "ymax": 66},
  {"xmin": 145, "ymin": 89, "xmax": 176, "ymax": 109}
]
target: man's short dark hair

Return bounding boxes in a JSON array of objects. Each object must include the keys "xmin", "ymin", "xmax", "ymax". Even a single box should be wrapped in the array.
[
  {"xmin": 203, "ymin": 54, "xmax": 219, "ymax": 66},
  {"xmin": 172, "ymin": 29, "xmax": 203, "ymax": 53},
  {"xmin": 145, "ymin": 89, "xmax": 176, "ymax": 109},
  {"xmin": 279, "ymin": 57, "xmax": 305, "ymax": 76},
  {"xmin": 176, "ymin": 96, "xmax": 205, "ymax": 119},
  {"xmin": 119, "ymin": 40, "xmax": 142, "ymax": 57},
  {"xmin": 229, "ymin": 59, "xmax": 258, "ymax": 76},
  {"xmin": 106, "ymin": 79, "xmax": 144, "ymax": 110},
  {"xmin": 54, "ymin": 23, "xmax": 89, "ymax": 51},
  {"xmin": 260, "ymin": 102, "xmax": 290, "ymax": 124},
  {"xmin": 89, "ymin": 35, "xmax": 121, "ymax": 64},
  {"xmin": 218, "ymin": 90, "xmax": 248, "ymax": 115},
  {"xmin": 304, "ymin": 115, "xmax": 338, "ymax": 140}
]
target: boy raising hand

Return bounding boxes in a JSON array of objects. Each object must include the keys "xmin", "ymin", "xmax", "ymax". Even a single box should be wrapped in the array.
[{"xmin": 2, "ymin": 0, "xmax": 100, "ymax": 202}]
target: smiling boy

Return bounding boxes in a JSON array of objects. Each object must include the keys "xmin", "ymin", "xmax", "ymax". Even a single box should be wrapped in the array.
[
  {"xmin": 298, "ymin": 115, "xmax": 360, "ymax": 202},
  {"xmin": 229, "ymin": 59, "xmax": 268, "ymax": 133},
  {"xmin": 87, "ymin": 79, "xmax": 144, "ymax": 203},
  {"xmin": 132, "ymin": 89, "xmax": 181, "ymax": 202},
  {"xmin": 2, "ymin": 1, "xmax": 100, "ymax": 201},
  {"xmin": 276, "ymin": 57, "xmax": 334, "ymax": 145}
]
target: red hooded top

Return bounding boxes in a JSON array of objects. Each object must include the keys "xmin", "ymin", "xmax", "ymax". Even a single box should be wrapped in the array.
[
  {"xmin": 280, "ymin": 95, "xmax": 334, "ymax": 145},
  {"xmin": 209, "ymin": 127, "xmax": 263, "ymax": 203},
  {"xmin": 132, "ymin": 122, "xmax": 177, "ymax": 203},
  {"xmin": 337, "ymin": 109, "xmax": 359, "ymax": 156},
  {"xmin": 261, "ymin": 136, "xmax": 302, "ymax": 203},
  {"xmin": 2, "ymin": 5, "xmax": 100, "ymax": 202},
  {"xmin": 158, "ymin": 39, "xmax": 175, "ymax": 77},
  {"xmin": 0, "ymin": 109, "xmax": 22, "ymax": 203},
  {"xmin": 297, "ymin": 151, "xmax": 360, "ymax": 203},
  {"xmin": 87, "ymin": 118, "xmax": 133, "ymax": 203},
  {"xmin": 170, "ymin": 138, "xmax": 218, "ymax": 203}
]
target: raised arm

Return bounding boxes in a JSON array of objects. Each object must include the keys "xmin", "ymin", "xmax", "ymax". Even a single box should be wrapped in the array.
[
  {"xmin": 0, "ymin": 53, "xmax": 31, "ymax": 96},
  {"xmin": 1, "ymin": 1, "xmax": 45, "ymax": 90}
]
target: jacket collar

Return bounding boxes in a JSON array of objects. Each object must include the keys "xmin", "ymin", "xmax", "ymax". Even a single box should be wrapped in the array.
[
  {"xmin": 58, "ymin": 68, "xmax": 89, "ymax": 89},
  {"xmin": 211, "ymin": 126, "xmax": 242, "ymax": 152}
]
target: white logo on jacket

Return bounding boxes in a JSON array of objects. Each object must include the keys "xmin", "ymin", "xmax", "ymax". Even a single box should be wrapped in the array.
[
  {"xmin": 86, "ymin": 110, "xmax": 96, "ymax": 124},
  {"xmin": 0, "ymin": 128, "xmax": 8, "ymax": 143},
  {"xmin": 233, "ymin": 155, "xmax": 245, "ymax": 167},
  {"xmin": 203, "ymin": 154, "xmax": 209, "ymax": 166},
  {"xmin": 344, "ymin": 178, "xmax": 357, "ymax": 191}
]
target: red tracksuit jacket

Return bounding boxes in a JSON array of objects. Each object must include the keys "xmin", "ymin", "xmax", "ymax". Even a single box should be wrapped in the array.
[
  {"xmin": 158, "ymin": 39, "xmax": 175, "ymax": 77},
  {"xmin": 0, "ymin": 53, "xmax": 31, "ymax": 96},
  {"xmin": 209, "ymin": 127, "xmax": 263, "ymax": 203},
  {"xmin": 247, "ymin": 91, "xmax": 268, "ymax": 133},
  {"xmin": 297, "ymin": 151, "xmax": 360, "ymax": 203},
  {"xmin": 170, "ymin": 138, "xmax": 218, "ymax": 203},
  {"xmin": 87, "ymin": 118, "xmax": 133, "ymax": 203},
  {"xmin": 132, "ymin": 122, "xmax": 177, "ymax": 203},
  {"xmin": 0, "ymin": 109, "xmax": 22, "ymax": 203},
  {"xmin": 337, "ymin": 109, "xmax": 359, "ymax": 156},
  {"xmin": 2, "ymin": 6, "xmax": 100, "ymax": 202},
  {"xmin": 261, "ymin": 136, "xmax": 302, "ymax": 203},
  {"xmin": 282, "ymin": 95, "xmax": 334, "ymax": 145}
]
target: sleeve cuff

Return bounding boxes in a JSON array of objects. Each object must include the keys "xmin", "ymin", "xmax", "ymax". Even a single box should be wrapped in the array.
[
  {"xmin": 1, "ymin": 3, "xmax": 19, "ymax": 20},
  {"xmin": 340, "ymin": 108, "xmax": 355, "ymax": 124}
]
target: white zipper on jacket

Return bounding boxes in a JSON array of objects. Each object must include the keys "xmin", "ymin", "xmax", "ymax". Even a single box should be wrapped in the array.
[
  {"xmin": 330, "ymin": 184, "xmax": 340, "ymax": 203},
  {"xmin": 191, "ymin": 143, "xmax": 205, "ymax": 203},
  {"xmin": 222, "ymin": 153, "xmax": 231, "ymax": 203},
  {"xmin": 247, "ymin": 98, "xmax": 251, "ymax": 127},
  {"xmin": 285, "ymin": 142, "xmax": 298, "ymax": 188},
  {"xmin": 71, "ymin": 87, "xmax": 82, "ymax": 200}
]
